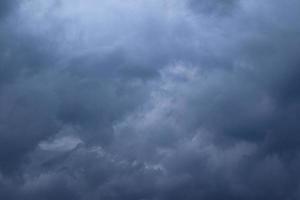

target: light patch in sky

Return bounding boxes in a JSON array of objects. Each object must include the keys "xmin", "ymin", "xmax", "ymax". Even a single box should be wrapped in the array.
[{"xmin": 39, "ymin": 136, "xmax": 82, "ymax": 152}]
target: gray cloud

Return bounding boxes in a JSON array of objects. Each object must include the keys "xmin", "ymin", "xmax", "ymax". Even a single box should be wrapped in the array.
[{"xmin": 1, "ymin": 0, "xmax": 300, "ymax": 199}]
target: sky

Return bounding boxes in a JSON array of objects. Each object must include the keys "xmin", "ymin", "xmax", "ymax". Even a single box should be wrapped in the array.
[{"xmin": 1, "ymin": 0, "xmax": 300, "ymax": 199}]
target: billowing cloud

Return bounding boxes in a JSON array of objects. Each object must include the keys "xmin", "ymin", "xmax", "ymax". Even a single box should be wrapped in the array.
[{"xmin": 1, "ymin": 0, "xmax": 300, "ymax": 199}]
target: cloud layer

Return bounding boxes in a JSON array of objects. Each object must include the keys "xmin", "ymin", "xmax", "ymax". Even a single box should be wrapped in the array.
[{"xmin": 1, "ymin": 0, "xmax": 300, "ymax": 199}]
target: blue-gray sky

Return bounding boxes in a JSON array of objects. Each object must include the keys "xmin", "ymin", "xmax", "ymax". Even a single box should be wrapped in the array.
[{"xmin": 1, "ymin": 0, "xmax": 300, "ymax": 199}]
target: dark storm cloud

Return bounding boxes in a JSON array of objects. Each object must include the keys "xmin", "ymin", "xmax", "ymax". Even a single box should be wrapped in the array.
[{"xmin": 1, "ymin": 0, "xmax": 300, "ymax": 199}]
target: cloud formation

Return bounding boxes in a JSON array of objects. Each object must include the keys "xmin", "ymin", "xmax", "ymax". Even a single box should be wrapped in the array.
[{"xmin": 1, "ymin": 0, "xmax": 300, "ymax": 199}]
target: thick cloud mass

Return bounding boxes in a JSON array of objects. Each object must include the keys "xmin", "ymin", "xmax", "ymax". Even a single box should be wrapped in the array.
[{"xmin": 1, "ymin": 0, "xmax": 300, "ymax": 199}]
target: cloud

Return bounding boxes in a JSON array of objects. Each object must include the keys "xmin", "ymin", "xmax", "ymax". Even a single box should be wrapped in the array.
[
  {"xmin": 0, "ymin": 0, "xmax": 17, "ymax": 19},
  {"xmin": 187, "ymin": 0, "xmax": 239, "ymax": 15},
  {"xmin": 1, "ymin": 0, "xmax": 300, "ymax": 199}
]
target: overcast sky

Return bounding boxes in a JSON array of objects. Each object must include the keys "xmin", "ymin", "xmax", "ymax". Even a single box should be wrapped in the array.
[{"xmin": 1, "ymin": 0, "xmax": 300, "ymax": 199}]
